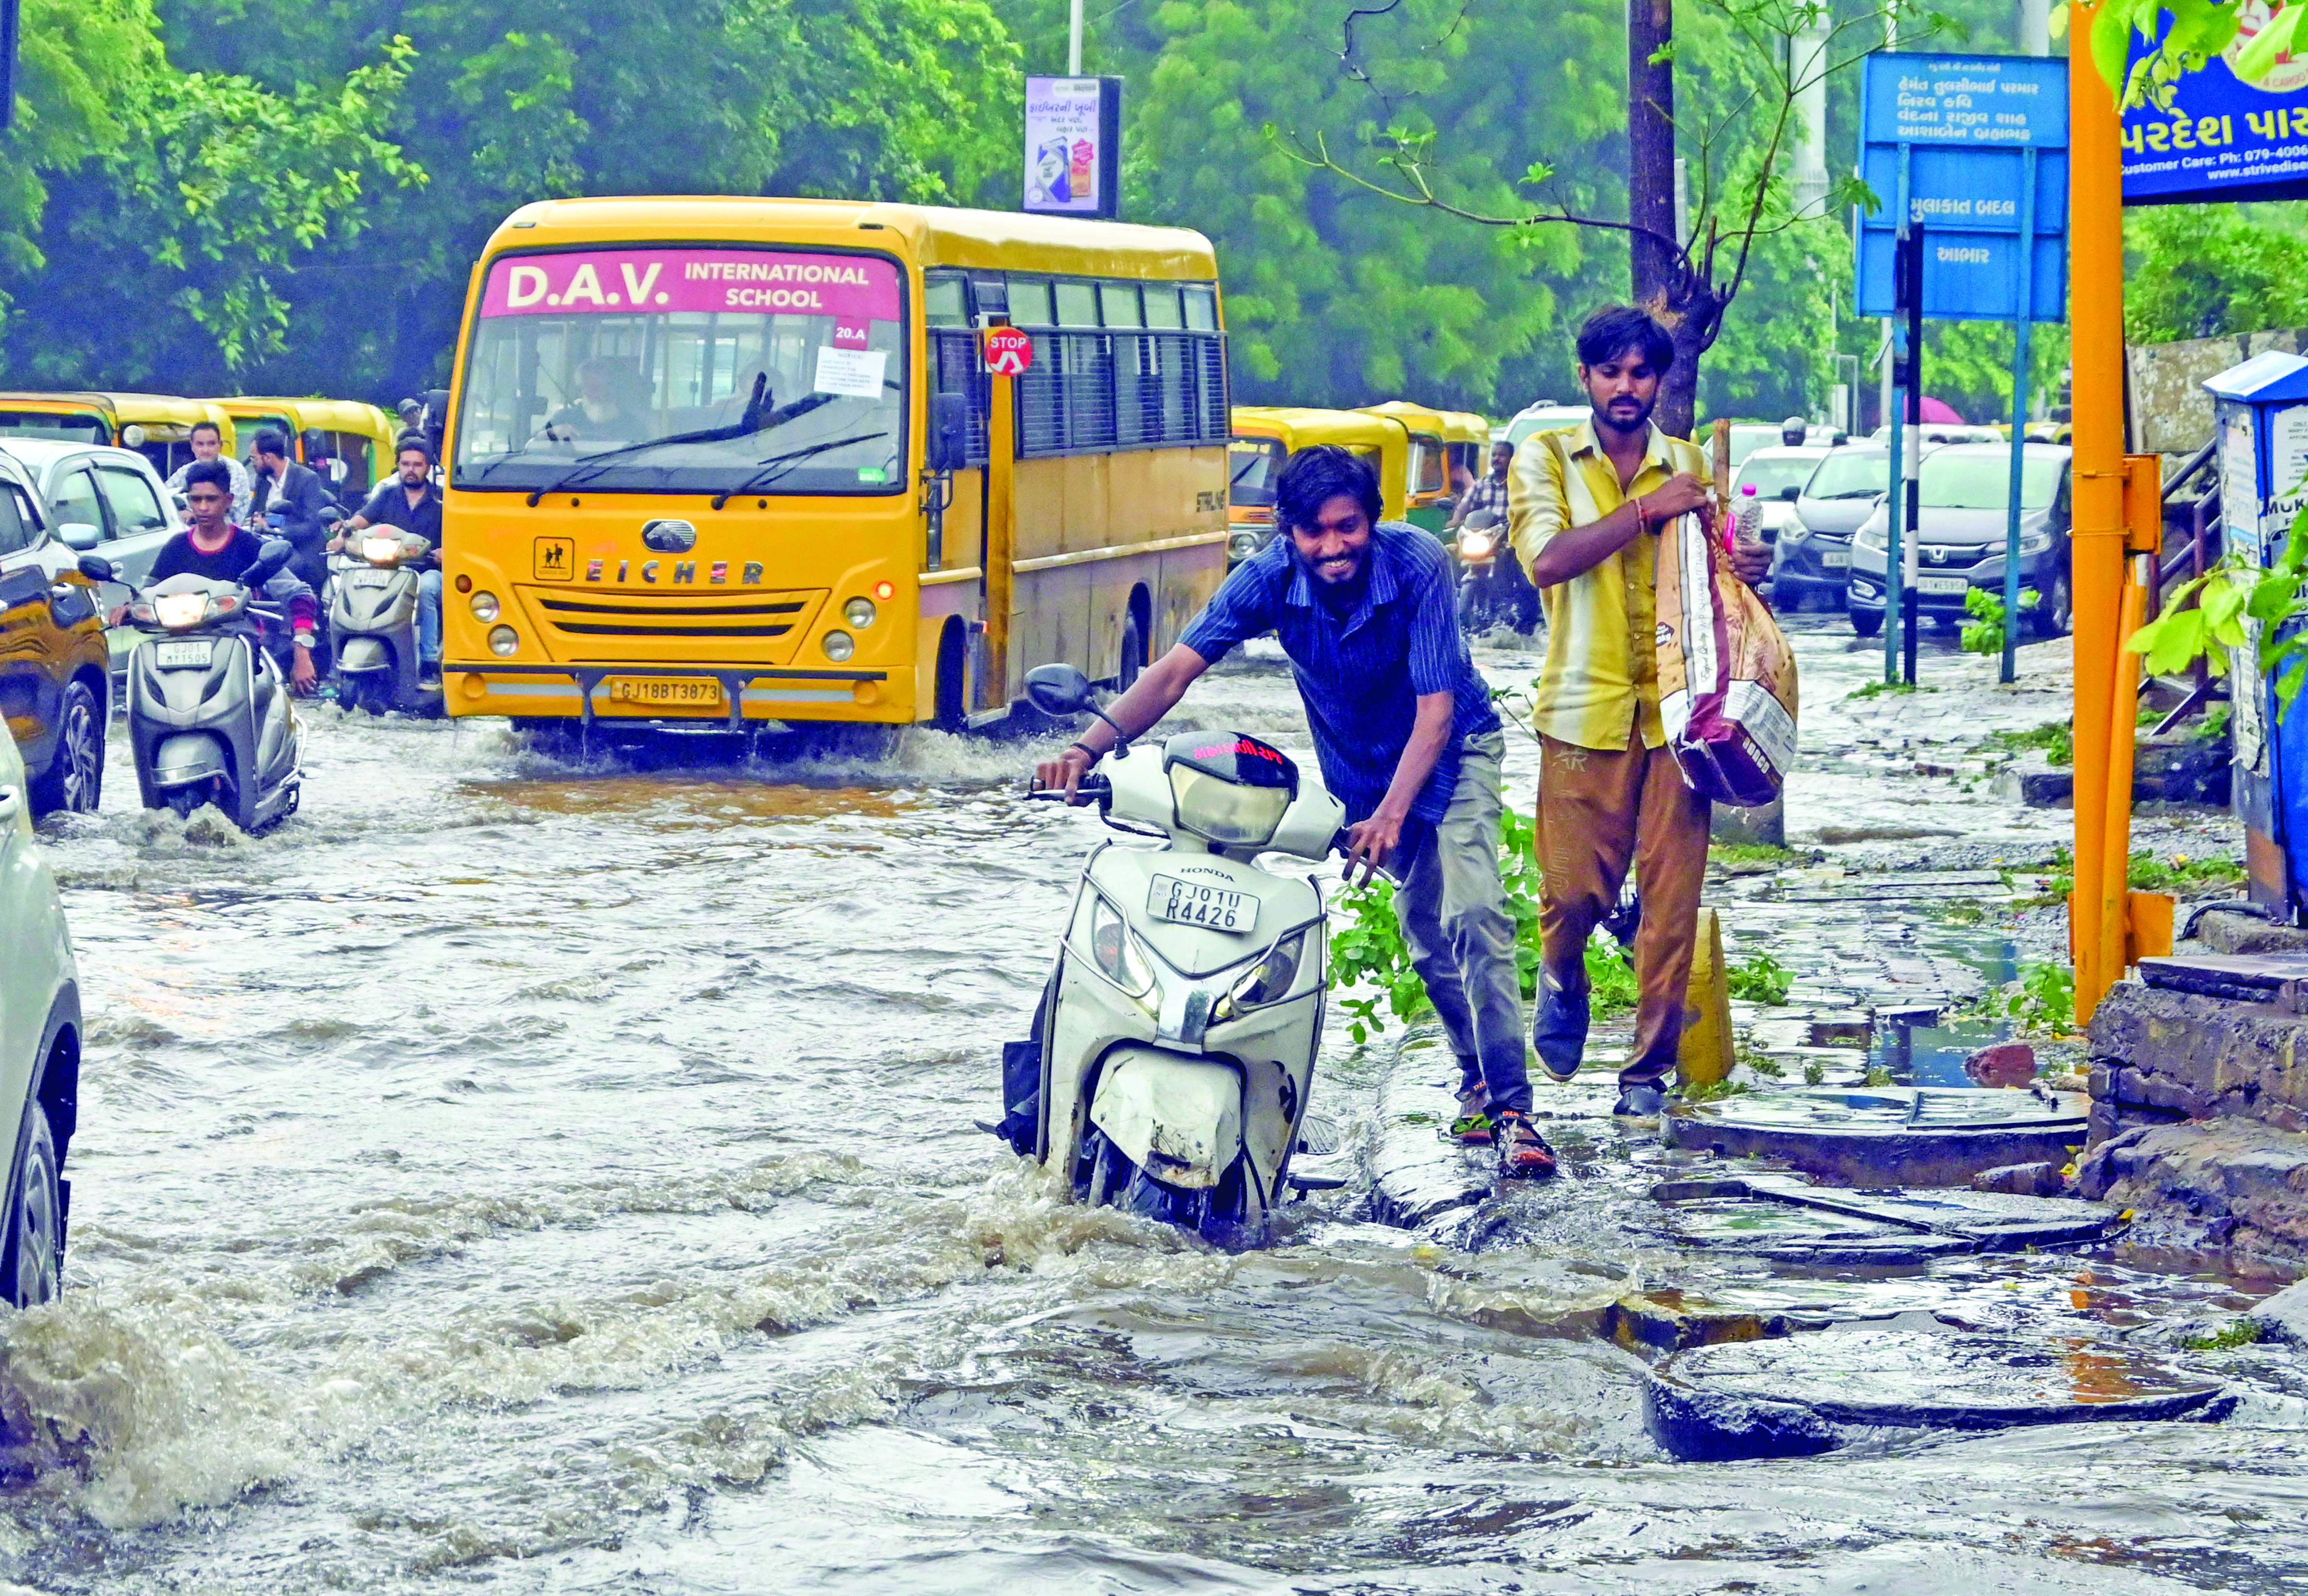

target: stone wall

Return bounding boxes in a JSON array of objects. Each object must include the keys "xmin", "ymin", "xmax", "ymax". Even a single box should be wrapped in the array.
[{"xmin": 2079, "ymin": 979, "xmax": 2308, "ymax": 1279}]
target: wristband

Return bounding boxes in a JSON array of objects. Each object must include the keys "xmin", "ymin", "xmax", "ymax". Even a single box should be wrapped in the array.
[{"xmin": 1067, "ymin": 741, "xmax": 1101, "ymax": 764}]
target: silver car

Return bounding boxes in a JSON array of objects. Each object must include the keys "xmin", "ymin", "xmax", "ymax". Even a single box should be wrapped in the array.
[
  {"xmin": 0, "ymin": 440, "xmax": 184, "ymax": 677},
  {"xmin": 0, "ymin": 729, "xmax": 79, "ymax": 1307}
]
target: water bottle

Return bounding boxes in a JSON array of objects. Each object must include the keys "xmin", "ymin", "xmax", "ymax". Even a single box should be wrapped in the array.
[{"xmin": 1733, "ymin": 482, "xmax": 1764, "ymax": 547}]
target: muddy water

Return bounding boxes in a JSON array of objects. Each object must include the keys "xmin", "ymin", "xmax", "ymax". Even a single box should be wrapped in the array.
[{"xmin": 11, "ymin": 623, "xmax": 2306, "ymax": 1593}]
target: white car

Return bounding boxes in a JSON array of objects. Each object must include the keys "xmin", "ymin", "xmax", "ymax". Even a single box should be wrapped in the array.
[
  {"xmin": 0, "ymin": 729, "xmax": 77, "ymax": 1307},
  {"xmin": 1504, "ymin": 402, "xmax": 1592, "ymax": 446},
  {"xmin": 0, "ymin": 439, "xmax": 184, "ymax": 679}
]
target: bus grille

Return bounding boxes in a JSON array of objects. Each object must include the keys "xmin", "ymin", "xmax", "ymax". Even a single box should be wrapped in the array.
[{"xmin": 532, "ymin": 591, "xmax": 818, "ymax": 641}]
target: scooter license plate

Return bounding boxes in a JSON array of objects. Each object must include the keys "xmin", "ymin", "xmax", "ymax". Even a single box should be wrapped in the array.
[
  {"xmin": 1148, "ymin": 873, "xmax": 1255, "ymax": 932},
  {"xmin": 608, "ymin": 679, "xmax": 722, "ymax": 706},
  {"xmin": 1821, "ymin": 551, "xmax": 1850, "ymax": 568},
  {"xmin": 350, "ymin": 569, "xmax": 396, "ymax": 588},
  {"xmin": 153, "ymin": 640, "xmax": 213, "ymax": 669}
]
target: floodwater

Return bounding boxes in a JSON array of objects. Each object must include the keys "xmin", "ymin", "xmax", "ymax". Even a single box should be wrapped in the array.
[{"xmin": 11, "ymin": 620, "xmax": 2307, "ymax": 1593}]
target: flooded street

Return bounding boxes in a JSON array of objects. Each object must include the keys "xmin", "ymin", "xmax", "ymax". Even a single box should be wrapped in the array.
[{"xmin": 13, "ymin": 618, "xmax": 2308, "ymax": 1594}]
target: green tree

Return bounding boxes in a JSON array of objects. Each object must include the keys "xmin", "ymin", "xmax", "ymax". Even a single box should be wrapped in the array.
[{"xmin": 2124, "ymin": 201, "xmax": 2308, "ymax": 343}]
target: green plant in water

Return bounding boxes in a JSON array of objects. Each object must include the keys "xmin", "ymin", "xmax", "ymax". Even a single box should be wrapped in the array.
[
  {"xmin": 2127, "ymin": 850, "xmax": 2247, "ymax": 893},
  {"xmin": 1960, "ymin": 585, "xmax": 2039, "ymax": 657},
  {"xmin": 1802, "ymin": 1059, "xmax": 1827, "ymax": 1086},
  {"xmin": 1862, "ymin": 1063, "xmax": 1894, "ymax": 1087},
  {"xmin": 2183, "ymin": 1319, "xmax": 2262, "ymax": 1352},
  {"xmin": 1978, "ymin": 960, "xmax": 2077, "ymax": 1038},
  {"xmin": 1712, "ymin": 841, "xmax": 1804, "ymax": 868},
  {"xmin": 1847, "ymin": 679, "xmax": 1925, "ymax": 701},
  {"xmin": 1985, "ymin": 720, "xmax": 2074, "ymax": 766},
  {"xmin": 1726, "ymin": 951, "xmax": 1795, "ymax": 1005}
]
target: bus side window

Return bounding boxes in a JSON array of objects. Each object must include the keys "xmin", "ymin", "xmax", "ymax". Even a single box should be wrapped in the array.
[
  {"xmin": 1008, "ymin": 277, "xmax": 1054, "ymax": 327},
  {"xmin": 925, "ymin": 272, "xmax": 970, "ymax": 327},
  {"xmin": 1183, "ymin": 286, "xmax": 1218, "ymax": 331},
  {"xmin": 1054, "ymin": 281, "xmax": 1098, "ymax": 326}
]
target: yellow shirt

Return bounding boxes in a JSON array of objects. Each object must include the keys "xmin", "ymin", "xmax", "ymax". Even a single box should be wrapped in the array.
[{"xmin": 1507, "ymin": 418, "xmax": 1708, "ymax": 753}]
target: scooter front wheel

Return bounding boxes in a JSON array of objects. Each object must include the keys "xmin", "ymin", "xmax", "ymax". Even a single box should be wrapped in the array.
[{"xmin": 163, "ymin": 789, "xmax": 203, "ymax": 819}]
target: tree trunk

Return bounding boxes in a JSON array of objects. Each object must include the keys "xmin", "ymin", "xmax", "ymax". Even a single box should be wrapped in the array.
[{"xmin": 1626, "ymin": 0, "xmax": 1707, "ymax": 438}]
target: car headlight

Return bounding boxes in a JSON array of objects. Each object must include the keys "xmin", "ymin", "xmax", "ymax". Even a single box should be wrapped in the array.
[
  {"xmin": 470, "ymin": 591, "xmax": 500, "ymax": 622},
  {"xmin": 1086, "ymin": 895, "xmax": 1160, "ymax": 1012},
  {"xmin": 361, "ymin": 536, "xmax": 404, "ymax": 566},
  {"xmin": 1781, "ymin": 516, "xmax": 1810, "ymax": 543},
  {"xmin": 2018, "ymin": 530, "xmax": 2052, "ymax": 555},
  {"xmin": 488, "ymin": 625, "xmax": 519, "ymax": 656},
  {"xmin": 1457, "ymin": 530, "xmax": 1495, "ymax": 560},
  {"xmin": 1228, "ymin": 530, "xmax": 1260, "ymax": 559},
  {"xmin": 1213, "ymin": 930, "xmax": 1307, "ymax": 1023},
  {"xmin": 1854, "ymin": 523, "xmax": 1887, "ymax": 553},
  {"xmin": 154, "ymin": 592, "xmax": 207, "ymax": 630},
  {"xmin": 843, "ymin": 596, "xmax": 877, "ymax": 629}
]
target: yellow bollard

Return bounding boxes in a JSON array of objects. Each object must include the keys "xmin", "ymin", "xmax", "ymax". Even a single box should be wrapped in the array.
[{"xmin": 1678, "ymin": 906, "xmax": 1736, "ymax": 1090}]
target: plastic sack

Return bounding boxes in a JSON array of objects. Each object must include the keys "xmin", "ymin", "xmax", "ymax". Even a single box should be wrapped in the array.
[{"xmin": 1654, "ymin": 509, "xmax": 1799, "ymax": 806}]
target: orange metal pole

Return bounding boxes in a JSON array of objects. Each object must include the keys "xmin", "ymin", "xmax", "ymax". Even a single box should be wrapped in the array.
[
  {"xmin": 2100, "ymin": 566, "xmax": 2149, "ymax": 984},
  {"xmin": 2068, "ymin": 3, "xmax": 2128, "ymax": 1025}
]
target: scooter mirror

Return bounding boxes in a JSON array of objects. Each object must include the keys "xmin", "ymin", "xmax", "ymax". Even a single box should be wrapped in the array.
[
  {"xmin": 76, "ymin": 554, "xmax": 115, "ymax": 584},
  {"xmin": 240, "ymin": 537, "xmax": 295, "ymax": 584},
  {"xmin": 1024, "ymin": 662, "xmax": 1095, "ymax": 718}
]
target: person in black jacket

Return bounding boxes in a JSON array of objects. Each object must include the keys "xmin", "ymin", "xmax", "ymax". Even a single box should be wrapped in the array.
[{"xmin": 248, "ymin": 429, "xmax": 338, "ymax": 589}]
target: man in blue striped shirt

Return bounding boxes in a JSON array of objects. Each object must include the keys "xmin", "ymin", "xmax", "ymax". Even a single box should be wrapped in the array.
[{"xmin": 1034, "ymin": 445, "xmax": 1554, "ymax": 1177}]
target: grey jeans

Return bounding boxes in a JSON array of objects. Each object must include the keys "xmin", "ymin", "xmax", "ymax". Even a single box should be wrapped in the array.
[{"xmin": 1395, "ymin": 730, "xmax": 1530, "ymax": 1114}]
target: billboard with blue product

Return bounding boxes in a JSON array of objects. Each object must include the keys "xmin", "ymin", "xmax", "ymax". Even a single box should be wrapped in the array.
[{"xmin": 2123, "ymin": 5, "xmax": 2308, "ymax": 204}]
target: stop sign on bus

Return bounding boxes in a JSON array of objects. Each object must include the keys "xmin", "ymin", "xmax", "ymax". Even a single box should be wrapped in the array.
[{"xmin": 982, "ymin": 326, "xmax": 1033, "ymax": 377}]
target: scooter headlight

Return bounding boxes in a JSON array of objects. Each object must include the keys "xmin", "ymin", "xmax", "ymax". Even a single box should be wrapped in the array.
[
  {"xmin": 154, "ymin": 592, "xmax": 207, "ymax": 631},
  {"xmin": 1214, "ymin": 929, "xmax": 1308, "ymax": 1023},
  {"xmin": 361, "ymin": 536, "xmax": 404, "ymax": 566},
  {"xmin": 1087, "ymin": 896, "xmax": 1159, "ymax": 1006},
  {"xmin": 1457, "ymin": 530, "xmax": 1495, "ymax": 560}
]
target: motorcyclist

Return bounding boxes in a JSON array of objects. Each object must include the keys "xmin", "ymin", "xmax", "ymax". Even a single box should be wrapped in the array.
[
  {"xmin": 1781, "ymin": 415, "xmax": 1807, "ymax": 448},
  {"xmin": 329, "ymin": 437, "xmax": 444, "ymax": 686},
  {"xmin": 249, "ymin": 429, "xmax": 339, "ymax": 590},
  {"xmin": 145, "ymin": 459, "xmax": 319, "ymax": 694},
  {"xmin": 163, "ymin": 421, "xmax": 254, "ymax": 525}
]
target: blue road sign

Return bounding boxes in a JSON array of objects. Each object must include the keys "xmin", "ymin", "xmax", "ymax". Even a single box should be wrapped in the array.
[
  {"xmin": 2124, "ymin": 14, "xmax": 2308, "ymax": 205},
  {"xmin": 1856, "ymin": 52, "xmax": 2070, "ymax": 323}
]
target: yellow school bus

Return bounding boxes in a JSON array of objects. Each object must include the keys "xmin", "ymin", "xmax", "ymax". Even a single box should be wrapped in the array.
[
  {"xmin": 210, "ymin": 398, "xmax": 399, "ymax": 495},
  {"xmin": 0, "ymin": 392, "xmax": 238, "ymax": 478},
  {"xmin": 1228, "ymin": 406, "xmax": 1408, "ymax": 565},
  {"xmin": 439, "ymin": 196, "xmax": 1231, "ymax": 736}
]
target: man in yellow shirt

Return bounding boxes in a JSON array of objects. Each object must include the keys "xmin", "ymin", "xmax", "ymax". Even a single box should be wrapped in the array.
[{"xmin": 1508, "ymin": 305, "xmax": 1769, "ymax": 1117}]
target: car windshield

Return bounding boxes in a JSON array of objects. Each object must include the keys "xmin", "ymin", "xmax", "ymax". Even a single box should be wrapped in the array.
[
  {"xmin": 1733, "ymin": 453, "xmax": 1818, "ymax": 498},
  {"xmin": 0, "ymin": 411, "xmax": 109, "ymax": 448},
  {"xmin": 1803, "ymin": 449, "xmax": 1890, "ymax": 500},
  {"xmin": 1921, "ymin": 452, "xmax": 2064, "ymax": 511},
  {"xmin": 453, "ymin": 247, "xmax": 907, "ymax": 495},
  {"xmin": 1230, "ymin": 437, "xmax": 1285, "ymax": 506},
  {"xmin": 1505, "ymin": 408, "xmax": 1588, "ymax": 444}
]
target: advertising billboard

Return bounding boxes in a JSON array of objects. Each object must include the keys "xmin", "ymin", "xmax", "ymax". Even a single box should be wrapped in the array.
[
  {"xmin": 2124, "ymin": 6, "xmax": 2308, "ymax": 204},
  {"xmin": 1024, "ymin": 76, "xmax": 1122, "ymax": 219}
]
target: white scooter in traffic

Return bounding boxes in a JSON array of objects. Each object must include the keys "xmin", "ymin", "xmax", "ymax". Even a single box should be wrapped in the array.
[{"xmin": 994, "ymin": 664, "xmax": 1345, "ymax": 1240}]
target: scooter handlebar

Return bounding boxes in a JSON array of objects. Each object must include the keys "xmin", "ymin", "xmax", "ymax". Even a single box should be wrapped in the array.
[{"xmin": 1025, "ymin": 775, "xmax": 1112, "ymax": 805}]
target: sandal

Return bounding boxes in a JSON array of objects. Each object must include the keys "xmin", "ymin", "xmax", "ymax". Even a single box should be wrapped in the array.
[
  {"xmin": 1449, "ymin": 1086, "xmax": 1494, "ymax": 1145},
  {"xmin": 1494, "ymin": 1110, "xmax": 1558, "ymax": 1180}
]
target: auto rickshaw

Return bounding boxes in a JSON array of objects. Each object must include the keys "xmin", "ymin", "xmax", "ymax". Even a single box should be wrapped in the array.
[
  {"xmin": 1228, "ymin": 406, "xmax": 1410, "ymax": 566},
  {"xmin": 0, "ymin": 393, "xmax": 237, "ymax": 479},
  {"xmin": 1441, "ymin": 410, "xmax": 1493, "ymax": 498},
  {"xmin": 1355, "ymin": 400, "xmax": 1459, "ymax": 533},
  {"xmin": 209, "ymin": 398, "xmax": 400, "ymax": 499}
]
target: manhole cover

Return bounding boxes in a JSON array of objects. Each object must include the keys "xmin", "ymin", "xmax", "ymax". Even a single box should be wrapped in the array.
[
  {"xmin": 1646, "ymin": 1328, "xmax": 2234, "ymax": 1460},
  {"xmin": 1668, "ymin": 1088, "xmax": 2089, "ymax": 1187}
]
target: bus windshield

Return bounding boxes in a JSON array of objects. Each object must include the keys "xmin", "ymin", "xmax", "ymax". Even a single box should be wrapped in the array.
[{"xmin": 453, "ymin": 247, "xmax": 907, "ymax": 496}]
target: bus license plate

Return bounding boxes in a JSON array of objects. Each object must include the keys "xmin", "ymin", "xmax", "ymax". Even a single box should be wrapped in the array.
[
  {"xmin": 1149, "ymin": 874, "xmax": 1254, "ymax": 933},
  {"xmin": 1917, "ymin": 576, "xmax": 1970, "ymax": 595},
  {"xmin": 608, "ymin": 679, "xmax": 722, "ymax": 706},
  {"xmin": 153, "ymin": 640, "xmax": 213, "ymax": 669},
  {"xmin": 1821, "ymin": 551, "xmax": 1850, "ymax": 568}
]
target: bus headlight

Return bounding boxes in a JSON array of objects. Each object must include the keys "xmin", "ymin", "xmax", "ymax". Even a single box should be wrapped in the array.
[
  {"xmin": 488, "ymin": 625, "xmax": 520, "ymax": 656},
  {"xmin": 822, "ymin": 629, "xmax": 855, "ymax": 662},
  {"xmin": 470, "ymin": 591, "xmax": 500, "ymax": 622},
  {"xmin": 843, "ymin": 596, "xmax": 877, "ymax": 628}
]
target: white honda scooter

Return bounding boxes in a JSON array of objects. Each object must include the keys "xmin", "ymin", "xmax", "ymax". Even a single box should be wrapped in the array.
[{"xmin": 994, "ymin": 664, "xmax": 1345, "ymax": 1240}]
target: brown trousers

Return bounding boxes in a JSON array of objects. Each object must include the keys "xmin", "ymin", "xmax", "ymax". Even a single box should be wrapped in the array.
[{"xmin": 1537, "ymin": 728, "xmax": 1710, "ymax": 1087}]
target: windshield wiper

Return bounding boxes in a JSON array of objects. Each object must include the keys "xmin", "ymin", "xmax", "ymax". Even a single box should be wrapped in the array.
[
  {"xmin": 710, "ymin": 433, "xmax": 890, "ymax": 509},
  {"xmin": 521, "ymin": 374, "xmax": 773, "ymax": 504}
]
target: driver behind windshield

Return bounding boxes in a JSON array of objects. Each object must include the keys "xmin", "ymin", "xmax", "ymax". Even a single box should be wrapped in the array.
[
  {"xmin": 546, "ymin": 357, "xmax": 645, "ymax": 441},
  {"xmin": 146, "ymin": 459, "xmax": 318, "ymax": 694}
]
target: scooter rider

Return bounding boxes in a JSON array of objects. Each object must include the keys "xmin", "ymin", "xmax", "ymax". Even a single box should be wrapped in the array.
[
  {"xmin": 1034, "ymin": 444, "xmax": 1556, "ymax": 1178},
  {"xmin": 163, "ymin": 420, "xmax": 253, "ymax": 525},
  {"xmin": 248, "ymin": 429, "xmax": 338, "ymax": 591},
  {"xmin": 146, "ymin": 460, "xmax": 320, "ymax": 694},
  {"xmin": 330, "ymin": 437, "xmax": 444, "ymax": 685}
]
